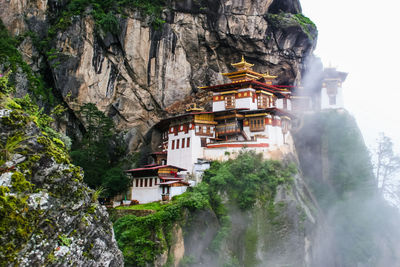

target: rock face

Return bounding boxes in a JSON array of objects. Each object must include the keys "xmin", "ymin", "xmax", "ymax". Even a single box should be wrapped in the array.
[
  {"xmin": 0, "ymin": 105, "xmax": 123, "ymax": 266},
  {"xmin": 0, "ymin": 0, "xmax": 317, "ymax": 151}
]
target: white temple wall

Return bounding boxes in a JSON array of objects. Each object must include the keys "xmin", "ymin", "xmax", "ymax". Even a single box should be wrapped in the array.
[
  {"xmin": 130, "ymin": 186, "xmax": 161, "ymax": 204},
  {"xmin": 213, "ymin": 101, "xmax": 225, "ymax": 112},
  {"xmin": 167, "ymin": 130, "xmax": 198, "ymax": 172},
  {"xmin": 236, "ymin": 97, "xmax": 253, "ymax": 109}
]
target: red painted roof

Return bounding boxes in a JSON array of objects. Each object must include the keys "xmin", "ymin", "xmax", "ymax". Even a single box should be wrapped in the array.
[
  {"xmin": 159, "ymin": 177, "xmax": 184, "ymax": 181},
  {"xmin": 144, "ymin": 164, "xmax": 158, "ymax": 167},
  {"xmin": 158, "ymin": 181, "xmax": 190, "ymax": 186},
  {"xmin": 125, "ymin": 164, "xmax": 187, "ymax": 172}
]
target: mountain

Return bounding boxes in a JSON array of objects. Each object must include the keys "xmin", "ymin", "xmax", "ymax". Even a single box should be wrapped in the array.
[{"xmin": 0, "ymin": 0, "xmax": 316, "ymax": 150}]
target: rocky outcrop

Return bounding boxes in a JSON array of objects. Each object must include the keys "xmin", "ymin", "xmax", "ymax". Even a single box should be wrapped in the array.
[
  {"xmin": 0, "ymin": 102, "xmax": 123, "ymax": 265},
  {"xmin": 0, "ymin": 0, "xmax": 317, "ymax": 151}
]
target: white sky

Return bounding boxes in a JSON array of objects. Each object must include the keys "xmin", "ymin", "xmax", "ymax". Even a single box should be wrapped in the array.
[{"xmin": 300, "ymin": 0, "xmax": 400, "ymax": 152}]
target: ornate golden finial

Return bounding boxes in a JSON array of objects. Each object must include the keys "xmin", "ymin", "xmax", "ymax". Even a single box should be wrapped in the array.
[
  {"xmin": 231, "ymin": 55, "xmax": 254, "ymax": 70},
  {"xmin": 262, "ymin": 71, "xmax": 277, "ymax": 79}
]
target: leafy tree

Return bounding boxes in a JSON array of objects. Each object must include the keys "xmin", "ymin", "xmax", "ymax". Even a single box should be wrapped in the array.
[
  {"xmin": 373, "ymin": 133, "xmax": 400, "ymax": 193},
  {"xmin": 101, "ymin": 167, "xmax": 130, "ymax": 197},
  {"xmin": 71, "ymin": 103, "xmax": 128, "ymax": 196}
]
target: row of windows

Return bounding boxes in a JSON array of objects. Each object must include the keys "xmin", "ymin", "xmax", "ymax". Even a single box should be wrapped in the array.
[
  {"xmin": 171, "ymin": 137, "xmax": 191, "ymax": 150},
  {"xmin": 135, "ymin": 178, "xmax": 159, "ymax": 187},
  {"xmin": 170, "ymin": 124, "xmax": 193, "ymax": 135},
  {"xmin": 196, "ymin": 125, "xmax": 214, "ymax": 135},
  {"xmin": 220, "ymin": 94, "xmax": 289, "ymax": 110}
]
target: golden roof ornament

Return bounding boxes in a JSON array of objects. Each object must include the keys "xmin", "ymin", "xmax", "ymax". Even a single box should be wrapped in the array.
[
  {"xmin": 262, "ymin": 71, "xmax": 277, "ymax": 80},
  {"xmin": 231, "ymin": 55, "xmax": 254, "ymax": 71}
]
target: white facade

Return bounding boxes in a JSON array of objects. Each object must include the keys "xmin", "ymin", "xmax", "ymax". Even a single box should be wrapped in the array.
[
  {"xmin": 167, "ymin": 128, "xmax": 204, "ymax": 174},
  {"xmin": 130, "ymin": 177, "xmax": 162, "ymax": 203},
  {"xmin": 321, "ymin": 86, "xmax": 344, "ymax": 109},
  {"xmin": 213, "ymin": 100, "xmax": 226, "ymax": 112}
]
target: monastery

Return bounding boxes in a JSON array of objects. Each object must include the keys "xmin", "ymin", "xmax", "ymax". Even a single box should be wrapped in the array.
[{"xmin": 123, "ymin": 57, "xmax": 347, "ymax": 204}]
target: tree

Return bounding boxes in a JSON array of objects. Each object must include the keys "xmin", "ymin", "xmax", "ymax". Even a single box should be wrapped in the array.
[
  {"xmin": 71, "ymin": 103, "xmax": 128, "ymax": 197},
  {"xmin": 373, "ymin": 133, "xmax": 400, "ymax": 196}
]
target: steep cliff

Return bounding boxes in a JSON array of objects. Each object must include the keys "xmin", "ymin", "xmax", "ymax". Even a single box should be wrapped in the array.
[
  {"xmin": 0, "ymin": 0, "xmax": 316, "ymax": 151},
  {"xmin": 0, "ymin": 89, "xmax": 123, "ymax": 265}
]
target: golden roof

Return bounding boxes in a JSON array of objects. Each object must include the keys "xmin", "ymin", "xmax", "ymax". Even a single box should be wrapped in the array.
[
  {"xmin": 262, "ymin": 71, "xmax": 277, "ymax": 80},
  {"xmin": 231, "ymin": 55, "xmax": 254, "ymax": 70}
]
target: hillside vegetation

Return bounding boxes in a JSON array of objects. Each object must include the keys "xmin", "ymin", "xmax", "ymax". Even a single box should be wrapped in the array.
[
  {"xmin": 113, "ymin": 151, "xmax": 299, "ymax": 266},
  {"xmin": 294, "ymin": 110, "xmax": 400, "ymax": 266}
]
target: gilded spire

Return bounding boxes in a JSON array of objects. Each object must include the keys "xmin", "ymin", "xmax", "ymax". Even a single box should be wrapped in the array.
[
  {"xmin": 262, "ymin": 71, "xmax": 277, "ymax": 80},
  {"xmin": 231, "ymin": 55, "xmax": 254, "ymax": 71}
]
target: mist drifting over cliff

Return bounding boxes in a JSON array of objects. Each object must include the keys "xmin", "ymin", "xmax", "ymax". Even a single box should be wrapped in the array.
[{"xmin": 292, "ymin": 60, "xmax": 400, "ymax": 266}]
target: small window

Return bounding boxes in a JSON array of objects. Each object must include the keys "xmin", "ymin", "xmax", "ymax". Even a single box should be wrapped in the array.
[
  {"xmin": 145, "ymin": 179, "xmax": 148, "ymax": 187},
  {"xmin": 154, "ymin": 178, "xmax": 157, "ymax": 185},
  {"xmin": 149, "ymin": 178, "xmax": 153, "ymax": 187},
  {"xmin": 140, "ymin": 179, "xmax": 143, "ymax": 187},
  {"xmin": 181, "ymin": 138, "xmax": 185, "ymax": 148},
  {"xmin": 225, "ymin": 95, "xmax": 235, "ymax": 109},
  {"xmin": 176, "ymin": 139, "xmax": 180, "ymax": 149},
  {"xmin": 187, "ymin": 137, "xmax": 190, "ymax": 148},
  {"xmin": 201, "ymin": 138, "xmax": 207, "ymax": 147},
  {"xmin": 171, "ymin": 140, "xmax": 175, "ymax": 150},
  {"xmin": 250, "ymin": 117, "xmax": 265, "ymax": 132},
  {"xmin": 135, "ymin": 179, "xmax": 139, "ymax": 187}
]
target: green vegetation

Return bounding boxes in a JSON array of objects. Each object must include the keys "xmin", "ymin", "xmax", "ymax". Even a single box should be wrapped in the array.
[
  {"xmin": 116, "ymin": 201, "xmax": 167, "ymax": 211},
  {"xmin": 294, "ymin": 110, "xmax": 394, "ymax": 266},
  {"xmin": 203, "ymin": 151, "xmax": 296, "ymax": 210},
  {"xmin": 58, "ymin": 234, "xmax": 72, "ymax": 247},
  {"xmin": 0, "ymin": 22, "xmax": 54, "ymax": 104},
  {"xmin": 266, "ymin": 12, "xmax": 317, "ymax": 40},
  {"xmin": 0, "ymin": 76, "xmax": 84, "ymax": 264},
  {"xmin": 50, "ymin": 0, "xmax": 166, "ymax": 36},
  {"xmin": 70, "ymin": 103, "xmax": 129, "ymax": 197},
  {"xmin": 113, "ymin": 183, "xmax": 210, "ymax": 266},
  {"xmin": 114, "ymin": 151, "xmax": 296, "ymax": 266}
]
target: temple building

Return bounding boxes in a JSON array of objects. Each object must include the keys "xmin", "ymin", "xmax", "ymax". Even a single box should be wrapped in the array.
[
  {"xmin": 320, "ymin": 67, "xmax": 348, "ymax": 109},
  {"xmin": 291, "ymin": 66, "xmax": 348, "ymax": 112},
  {"xmin": 123, "ymin": 57, "xmax": 296, "ymax": 204}
]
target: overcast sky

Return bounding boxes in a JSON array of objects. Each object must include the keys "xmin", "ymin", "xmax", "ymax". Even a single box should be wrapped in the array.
[{"xmin": 300, "ymin": 0, "xmax": 400, "ymax": 152}]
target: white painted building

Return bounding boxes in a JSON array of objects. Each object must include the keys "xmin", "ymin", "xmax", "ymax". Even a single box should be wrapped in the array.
[{"xmin": 125, "ymin": 165, "xmax": 189, "ymax": 204}]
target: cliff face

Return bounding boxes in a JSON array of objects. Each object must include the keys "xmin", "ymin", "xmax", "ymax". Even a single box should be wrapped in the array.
[
  {"xmin": 0, "ymin": 96, "xmax": 123, "ymax": 265},
  {"xmin": 0, "ymin": 0, "xmax": 316, "ymax": 151}
]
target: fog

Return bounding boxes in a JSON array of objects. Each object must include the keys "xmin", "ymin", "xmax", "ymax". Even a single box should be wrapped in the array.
[
  {"xmin": 293, "ymin": 57, "xmax": 400, "ymax": 267},
  {"xmin": 300, "ymin": 0, "xmax": 400, "ymax": 151}
]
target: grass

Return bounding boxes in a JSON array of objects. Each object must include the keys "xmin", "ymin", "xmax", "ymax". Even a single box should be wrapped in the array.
[{"xmin": 116, "ymin": 201, "xmax": 169, "ymax": 211}]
